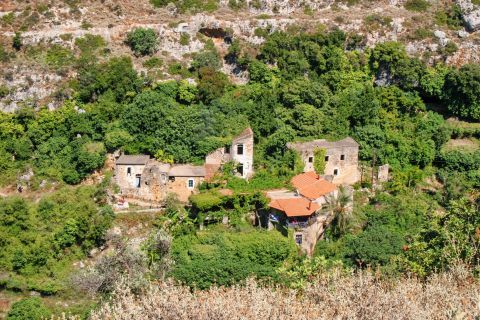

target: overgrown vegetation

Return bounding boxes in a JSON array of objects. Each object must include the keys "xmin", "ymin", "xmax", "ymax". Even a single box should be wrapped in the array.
[{"xmin": 1, "ymin": 20, "xmax": 480, "ymax": 318}]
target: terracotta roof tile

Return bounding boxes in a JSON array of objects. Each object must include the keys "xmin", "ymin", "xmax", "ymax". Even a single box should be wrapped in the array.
[
  {"xmin": 269, "ymin": 198, "xmax": 320, "ymax": 217},
  {"xmin": 291, "ymin": 172, "xmax": 336, "ymax": 199}
]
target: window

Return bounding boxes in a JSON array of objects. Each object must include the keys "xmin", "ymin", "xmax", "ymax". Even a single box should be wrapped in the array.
[
  {"xmin": 237, "ymin": 144, "xmax": 244, "ymax": 155},
  {"xmin": 308, "ymin": 156, "xmax": 313, "ymax": 163},
  {"xmin": 225, "ymin": 145, "xmax": 230, "ymax": 154},
  {"xmin": 187, "ymin": 179, "xmax": 194, "ymax": 189},
  {"xmin": 238, "ymin": 163, "xmax": 244, "ymax": 176},
  {"xmin": 325, "ymin": 156, "xmax": 329, "ymax": 162},
  {"xmin": 295, "ymin": 234, "xmax": 303, "ymax": 245},
  {"xmin": 127, "ymin": 167, "xmax": 131, "ymax": 176},
  {"xmin": 333, "ymin": 169, "xmax": 339, "ymax": 176},
  {"xmin": 340, "ymin": 154, "xmax": 345, "ymax": 160},
  {"xmin": 135, "ymin": 174, "xmax": 141, "ymax": 188}
]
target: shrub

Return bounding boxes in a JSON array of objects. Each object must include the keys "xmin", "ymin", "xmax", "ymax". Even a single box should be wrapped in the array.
[
  {"xmin": 0, "ymin": 85, "xmax": 9, "ymax": 98},
  {"xmin": 404, "ymin": 0, "xmax": 430, "ymax": 12},
  {"xmin": 125, "ymin": 28, "xmax": 158, "ymax": 56},
  {"xmin": 6, "ymin": 297, "xmax": 50, "ymax": 320},
  {"xmin": 179, "ymin": 33, "xmax": 190, "ymax": 46},
  {"xmin": 75, "ymin": 34, "xmax": 106, "ymax": 54},
  {"xmin": 143, "ymin": 57, "xmax": 163, "ymax": 69},
  {"xmin": 346, "ymin": 225, "xmax": 404, "ymax": 267},
  {"xmin": 12, "ymin": 32, "xmax": 22, "ymax": 51},
  {"xmin": 171, "ymin": 229, "xmax": 296, "ymax": 289}
]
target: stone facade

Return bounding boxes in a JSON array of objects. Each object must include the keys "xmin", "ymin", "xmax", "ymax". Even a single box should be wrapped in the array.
[
  {"xmin": 115, "ymin": 127, "xmax": 254, "ymax": 204},
  {"xmin": 205, "ymin": 127, "xmax": 254, "ymax": 179},
  {"xmin": 167, "ymin": 176, "xmax": 204, "ymax": 202},
  {"xmin": 287, "ymin": 137, "xmax": 360, "ymax": 185}
]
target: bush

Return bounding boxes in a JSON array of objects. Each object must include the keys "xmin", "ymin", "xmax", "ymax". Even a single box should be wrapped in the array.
[
  {"xmin": 404, "ymin": 0, "xmax": 430, "ymax": 12},
  {"xmin": 6, "ymin": 297, "xmax": 50, "ymax": 320},
  {"xmin": 346, "ymin": 225, "xmax": 404, "ymax": 267},
  {"xmin": 171, "ymin": 229, "xmax": 296, "ymax": 289},
  {"xmin": 12, "ymin": 32, "xmax": 22, "ymax": 51},
  {"xmin": 443, "ymin": 64, "xmax": 480, "ymax": 121},
  {"xmin": 125, "ymin": 28, "xmax": 158, "ymax": 56}
]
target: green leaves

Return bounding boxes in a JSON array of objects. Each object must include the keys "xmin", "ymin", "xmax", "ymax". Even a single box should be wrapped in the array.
[
  {"xmin": 443, "ymin": 64, "xmax": 480, "ymax": 121},
  {"xmin": 171, "ymin": 229, "xmax": 296, "ymax": 289},
  {"xmin": 125, "ymin": 28, "xmax": 158, "ymax": 56},
  {"xmin": 404, "ymin": 198, "xmax": 480, "ymax": 276}
]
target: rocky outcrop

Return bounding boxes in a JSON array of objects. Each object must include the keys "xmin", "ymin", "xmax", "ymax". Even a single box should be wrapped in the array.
[{"xmin": 457, "ymin": 0, "xmax": 480, "ymax": 31}]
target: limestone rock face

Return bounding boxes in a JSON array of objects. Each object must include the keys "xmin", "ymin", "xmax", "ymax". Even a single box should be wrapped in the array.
[{"xmin": 457, "ymin": 0, "xmax": 480, "ymax": 31}]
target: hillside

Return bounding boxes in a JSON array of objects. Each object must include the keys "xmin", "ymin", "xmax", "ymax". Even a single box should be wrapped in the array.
[
  {"xmin": 1, "ymin": 0, "xmax": 480, "ymax": 111},
  {"xmin": 0, "ymin": 0, "xmax": 480, "ymax": 319}
]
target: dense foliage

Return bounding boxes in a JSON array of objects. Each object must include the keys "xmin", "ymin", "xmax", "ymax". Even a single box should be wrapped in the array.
[
  {"xmin": 0, "ymin": 184, "xmax": 113, "ymax": 294},
  {"xmin": 1, "ymin": 26, "xmax": 480, "ymax": 317},
  {"xmin": 171, "ymin": 227, "xmax": 296, "ymax": 289},
  {"xmin": 6, "ymin": 297, "xmax": 50, "ymax": 320}
]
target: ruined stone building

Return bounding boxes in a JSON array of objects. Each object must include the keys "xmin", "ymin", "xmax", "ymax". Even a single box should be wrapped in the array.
[
  {"xmin": 287, "ymin": 137, "xmax": 360, "ymax": 185},
  {"xmin": 114, "ymin": 128, "xmax": 254, "ymax": 204},
  {"xmin": 205, "ymin": 127, "xmax": 254, "ymax": 179}
]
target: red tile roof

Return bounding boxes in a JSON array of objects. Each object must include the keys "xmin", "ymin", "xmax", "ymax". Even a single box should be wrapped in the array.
[
  {"xmin": 269, "ymin": 197, "xmax": 320, "ymax": 217},
  {"xmin": 291, "ymin": 172, "xmax": 336, "ymax": 199}
]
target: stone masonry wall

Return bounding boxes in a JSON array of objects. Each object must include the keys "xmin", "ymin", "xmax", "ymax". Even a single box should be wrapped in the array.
[
  {"xmin": 231, "ymin": 133, "xmax": 254, "ymax": 179},
  {"xmin": 166, "ymin": 176, "xmax": 204, "ymax": 203},
  {"xmin": 300, "ymin": 145, "xmax": 360, "ymax": 185}
]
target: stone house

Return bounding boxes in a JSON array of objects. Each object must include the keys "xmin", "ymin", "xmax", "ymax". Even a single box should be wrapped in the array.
[
  {"xmin": 205, "ymin": 127, "xmax": 254, "ymax": 179},
  {"xmin": 267, "ymin": 171, "xmax": 339, "ymax": 255},
  {"xmin": 115, "ymin": 155, "xmax": 206, "ymax": 203},
  {"xmin": 114, "ymin": 128, "xmax": 254, "ymax": 204},
  {"xmin": 287, "ymin": 137, "xmax": 360, "ymax": 185},
  {"xmin": 166, "ymin": 165, "xmax": 206, "ymax": 202}
]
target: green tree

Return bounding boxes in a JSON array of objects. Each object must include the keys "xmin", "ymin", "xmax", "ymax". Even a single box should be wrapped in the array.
[
  {"xmin": 443, "ymin": 64, "xmax": 480, "ymax": 120},
  {"xmin": 313, "ymin": 147, "xmax": 326, "ymax": 174},
  {"xmin": 404, "ymin": 198, "xmax": 480, "ymax": 276},
  {"xmin": 125, "ymin": 28, "xmax": 158, "ymax": 56},
  {"xmin": 6, "ymin": 297, "xmax": 50, "ymax": 320}
]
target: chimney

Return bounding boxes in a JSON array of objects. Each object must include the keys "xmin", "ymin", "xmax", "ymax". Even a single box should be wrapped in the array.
[{"xmin": 308, "ymin": 201, "xmax": 312, "ymax": 210}]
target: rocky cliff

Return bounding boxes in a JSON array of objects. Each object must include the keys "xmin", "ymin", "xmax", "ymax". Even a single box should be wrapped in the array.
[{"xmin": 1, "ymin": 0, "xmax": 480, "ymax": 111}]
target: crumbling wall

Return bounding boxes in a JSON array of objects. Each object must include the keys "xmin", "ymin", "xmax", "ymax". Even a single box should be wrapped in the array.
[{"xmin": 167, "ymin": 176, "xmax": 204, "ymax": 202}]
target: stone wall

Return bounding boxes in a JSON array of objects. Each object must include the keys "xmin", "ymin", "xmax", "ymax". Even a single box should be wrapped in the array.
[
  {"xmin": 166, "ymin": 176, "xmax": 204, "ymax": 203},
  {"xmin": 299, "ymin": 145, "xmax": 360, "ymax": 185},
  {"xmin": 115, "ymin": 160, "xmax": 169, "ymax": 202},
  {"xmin": 231, "ymin": 130, "xmax": 254, "ymax": 179},
  {"xmin": 205, "ymin": 128, "xmax": 255, "ymax": 179}
]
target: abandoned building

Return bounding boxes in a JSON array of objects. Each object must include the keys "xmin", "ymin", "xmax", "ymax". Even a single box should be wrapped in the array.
[
  {"xmin": 287, "ymin": 137, "xmax": 360, "ymax": 185},
  {"xmin": 205, "ymin": 127, "xmax": 254, "ymax": 179},
  {"xmin": 267, "ymin": 171, "xmax": 340, "ymax": 255},
  {"xmin": 114, "ymin": 128, "xmax": 254, "ymax": 204}
]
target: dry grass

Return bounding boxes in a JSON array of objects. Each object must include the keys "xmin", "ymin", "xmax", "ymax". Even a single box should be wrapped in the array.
[{"xmin": 76, "ymin": 266, "xmax": 480, "ymax": 320}]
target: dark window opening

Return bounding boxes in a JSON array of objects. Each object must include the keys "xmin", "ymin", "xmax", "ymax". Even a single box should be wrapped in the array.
[
  {"xmin": 127, "ymin": 167, "xmax": 131, "ymax": 176},
  {"xmin": 295, "ymin": 234, "xmax": 303, "ymax": 245},
  {"xmin": 225, "ymin": 145, "xmax": 230, "ymax": 154},
  {"xmin": 333, "ymin": 169, "xmax": 339, "ymax": 176},
  {"xmin": 237, "ymin": 144, "xmax": 244, "ymax": 155},
  {"xmin": 340, "ymin": 154, "xmax": 345, "ymax": 160},
  {"xmin": 135, "ymin": 174, "xmax": 141, "ymax": 188},
  {"xmin": 325, "ymin": 156, "xmax": 329, "ymax": 162},
  {"xmin": 308, "ymin": 156, "xmax": 313, "ymax": 163},
  {"xmin": 238, "ymin": 163, "xmax": 244, "ymax": 176},
  {"xmin": 188, "ymin": 179, "xmax": 194, "ymax": 188}
]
